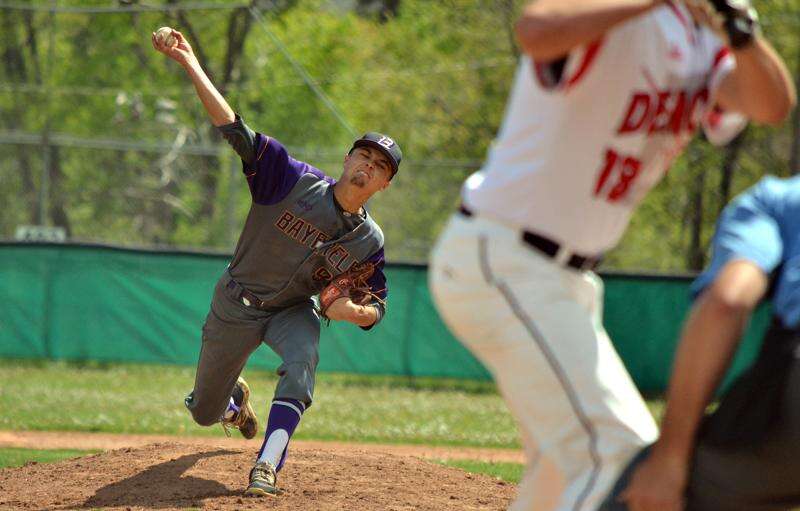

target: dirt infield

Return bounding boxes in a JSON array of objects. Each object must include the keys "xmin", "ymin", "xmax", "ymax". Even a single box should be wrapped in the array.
[
  {"xmin": 0, "ymin": 430, "xmax": 525, "ymax": 463},
  {"xmin": 0, "ymin": 442, "xmax": 517, "ymax": 510}
]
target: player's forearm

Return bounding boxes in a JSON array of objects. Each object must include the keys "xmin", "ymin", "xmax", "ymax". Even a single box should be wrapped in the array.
[
  {"xmin": 654, "ymin": 291, "xmax": 751, "ymax": 462},
  {"xmin": 324, "ymin": 299, "xmax": 379, "ymax": 327},
  {"xmin": 346, "ymin": 303, "xmax": 379, "ymax": 328},
  {"xmin": 515, "ymin": 0, "xmax": 665, "ymax": 61},
  {"xmin": 718, "ymin": 37, "xmax": 796, "ymax": 125},
  {"xmin": 182, "ymin": 61, "xmax": 236, "ymax": 127}
]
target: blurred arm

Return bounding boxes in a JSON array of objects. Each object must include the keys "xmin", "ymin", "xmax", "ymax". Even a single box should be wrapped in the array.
[
  {"xmin": 654, "ymin": 260, "xmax": 767, "ymax": 462},
  {"xmin": 515, "ymin": 0, "xmax": 665, "ymax": 61},
  {"xmin": 620, "ymin": 260, "xmax": 768, "ymax": 511},
  {"xmin": 716, "ymin": 37, "xmax": 796, "ymax": 125}
]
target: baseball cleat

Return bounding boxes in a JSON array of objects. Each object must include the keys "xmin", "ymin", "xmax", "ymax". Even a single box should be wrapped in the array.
[
  {"xmin": 245, "ymin": 461, "xmax": 279, "ymax": 497},
  {"xmin": 222, "ymin": 377, "xmax": 259, "ymax": 439}
]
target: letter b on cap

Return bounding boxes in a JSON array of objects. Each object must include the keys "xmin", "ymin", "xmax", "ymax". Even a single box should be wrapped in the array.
[{"xmin": 377, "ymin": 136, "xmax": 395, "ymax": 149}]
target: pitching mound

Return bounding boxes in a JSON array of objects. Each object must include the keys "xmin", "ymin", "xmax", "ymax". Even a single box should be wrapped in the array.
[{"xmin": 0, "ymin": 442, "xmax": 516, "ymax": 510}]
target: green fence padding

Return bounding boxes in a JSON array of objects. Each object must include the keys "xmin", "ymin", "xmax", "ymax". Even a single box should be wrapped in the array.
[
  {"xmin": 0, "ymin": 244, "xmax": 770, "ymax": 392},
  {"xmin": 603, "ymin": 273, "xmax": 770, "ymax": 392}
]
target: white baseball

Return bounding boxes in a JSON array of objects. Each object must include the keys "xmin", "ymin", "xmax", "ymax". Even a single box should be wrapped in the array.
[{"xmin": 154, "ymin": 27, "xmax": 177, "ymax": 48}]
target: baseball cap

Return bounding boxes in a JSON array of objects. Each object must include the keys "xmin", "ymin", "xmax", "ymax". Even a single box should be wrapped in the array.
[{"xmin": 350, "ymin": 132, "xmax": 402, "ymax": 178}]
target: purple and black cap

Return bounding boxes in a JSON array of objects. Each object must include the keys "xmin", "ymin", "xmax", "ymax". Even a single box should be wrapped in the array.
[{"xmin": 350, "ymin": 132, "xmax": 402, "ymax": 179}]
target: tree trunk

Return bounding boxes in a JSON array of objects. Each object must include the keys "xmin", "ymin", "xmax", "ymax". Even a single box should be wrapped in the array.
[
  {"xmin": 221, "ymin": 7, "xmax": 254, "ymax": 93},
  {"xmin": 18, "ymin": 150, "xmax": 40, "ymax": 224},
  {"xmin": 2, "ymin": 10, "xmax": 44, "ymax": 224},
  {"xmin": 22, "ymin": 10, "xmax": 42, "ymax": 83},
  {"xmin": 718, "ymin": 130, "xmax": 746, "ymax": 214},
  {"xmin": 500, "ymin": 0, "xmax": 519, "ymax": 59},
  {"xmin": 356, "ymin": 0, "xmax": 400, "ymax": 22},
  {"xmin": 687, "ymin": 166, "xmax": 706, "ymax": 271},
  {"xmin": 47, "ymin": 145, "xmax": 72, "ymax": 236},
  {"xmin": 163, "ymin": 3, "xmax": 257, "ymax": 245},
  {"xmin": 170, "ymin": 3, "xmax": 214, "ymax": 83}
]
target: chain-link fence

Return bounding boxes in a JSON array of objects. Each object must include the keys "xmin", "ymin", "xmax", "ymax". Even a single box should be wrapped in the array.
[{"xmin": 1, "ymin": 0, "xmax": 799, "ymax": 269}]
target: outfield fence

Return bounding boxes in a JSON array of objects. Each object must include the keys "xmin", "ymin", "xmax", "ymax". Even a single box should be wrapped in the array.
[{"xmin": 0, "ymin": 243, "xmax": 771, "ymax": 393}]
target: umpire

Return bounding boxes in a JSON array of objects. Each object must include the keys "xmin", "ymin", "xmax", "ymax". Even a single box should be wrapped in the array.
[{"xmin": 602, "ymin": 175, "xmax": 800, "ymax": 511}]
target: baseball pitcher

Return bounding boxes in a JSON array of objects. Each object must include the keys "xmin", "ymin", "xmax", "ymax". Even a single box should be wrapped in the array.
[
  {"xmin": 152, "ymin": 29, "xmax": 401, "ymax": 496},
  {"xmin": 429, "ymin": 1, "xmax": 794, "ymax": 510}
]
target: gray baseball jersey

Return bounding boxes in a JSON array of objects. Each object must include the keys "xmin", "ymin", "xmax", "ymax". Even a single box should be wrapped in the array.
[
  {"xmin": 221, "ymin": 115, "xmax": 388, "ymax": 319},
  {"xmin": 185, "ymin": 115, "xmax": 389, "ymax": 417}
]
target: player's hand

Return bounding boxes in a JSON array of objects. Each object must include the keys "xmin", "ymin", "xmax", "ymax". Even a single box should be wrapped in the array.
[
  {"xmin": 618, "ymin": 450, "xmax": 688, "ymax": 511},
  {"xmin": 683, "ymin": 0, "xmax": 726, "ymax": 39},
  {"xmin": 151, "ymin": 29, "xmax": 197, "ymax": 68}
]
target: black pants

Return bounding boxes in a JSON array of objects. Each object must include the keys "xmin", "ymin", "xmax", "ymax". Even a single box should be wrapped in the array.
[{"xmin": 600, "ymin": 320, "xmax": 800, "ymax": 511}]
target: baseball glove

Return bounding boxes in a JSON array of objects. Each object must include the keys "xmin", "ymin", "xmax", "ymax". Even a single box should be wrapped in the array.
[{"xmin": 318, "ymin": 262, "xmax": 384, "ymax": 320}]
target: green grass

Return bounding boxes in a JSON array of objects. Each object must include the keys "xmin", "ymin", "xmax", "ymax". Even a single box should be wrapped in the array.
[
  {"xmin": 0, "ymin": 359, "xmax": 518, "ymax": 448},
  {"xmin": 438, "ymin": 459, "xmax": 524, "ymax": 484},
  {"xmin": 0, "ymin": 447, "xmax": 98, "ymax": 469},
  {"xmin": 0, "ymin": 359, "xmax": 664, "ymax": 449}
]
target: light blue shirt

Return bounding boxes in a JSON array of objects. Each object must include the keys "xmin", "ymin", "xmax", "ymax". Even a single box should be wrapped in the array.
[{"xmin": 692, "ymin": 175, "xmax": 800, "ymax": 329}]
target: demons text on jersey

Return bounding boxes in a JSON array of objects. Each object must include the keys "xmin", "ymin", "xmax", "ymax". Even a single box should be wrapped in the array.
[{"xmin": 617, "ymin": 87, "xmax": 709, "ymax": 136}]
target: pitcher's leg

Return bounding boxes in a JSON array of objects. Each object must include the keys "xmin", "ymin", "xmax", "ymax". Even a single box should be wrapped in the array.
[
  {"xmin": 185, "ymin": 329, "xmax": 262, "ymax": 425},
  {"xmin": 186, "ymin": 284, "xmax": 265, "ymax": 426},
  {"xmin": 247, "ymin": 302, "xmax": 320, "ymax": 497}
]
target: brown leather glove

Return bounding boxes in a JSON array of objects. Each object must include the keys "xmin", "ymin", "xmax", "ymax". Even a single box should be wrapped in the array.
[{"xmin": 318, "ymin": 262, "xmax": 381, "ymax": 319}]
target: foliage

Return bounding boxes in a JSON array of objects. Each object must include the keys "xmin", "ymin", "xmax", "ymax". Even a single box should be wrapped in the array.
[{"xmin": 0, "ymin": 0, "xmax": 798, "ymax": 269}]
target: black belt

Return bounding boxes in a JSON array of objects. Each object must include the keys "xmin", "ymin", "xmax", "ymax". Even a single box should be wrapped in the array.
[
  {"xmin": 226, "ymin": 279, "xmax": 271, "ymax": 310},
  {"xmin": 458, "ymin": 205, "xmax": 602, "ymax": 271}
]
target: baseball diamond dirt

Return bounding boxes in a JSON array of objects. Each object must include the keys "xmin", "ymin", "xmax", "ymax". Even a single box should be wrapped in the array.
[{"xmin": 0, "ymin": 439, "xmax": 517, "ymax": 510}]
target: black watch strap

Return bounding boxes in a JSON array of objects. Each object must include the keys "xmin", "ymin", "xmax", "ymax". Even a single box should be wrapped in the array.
[{"xmin": 711, "ymin": 0, "xmax": 760, "ymax": 49}]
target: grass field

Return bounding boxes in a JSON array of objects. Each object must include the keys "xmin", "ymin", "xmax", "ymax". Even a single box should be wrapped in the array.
[
  {"xmin": 0, "ymin": 359, "xmax": 665, "ymax": 486},
  {"xmin": 0, "ymin": 447, "xmax": 100, "ymax": 469},
  {"xmin": 0, "ymin": 359, "xmax": 520, "ymax": 448},
  {"xmin": 0, "ymin": 359, "xmax": 664, "ymax": 449},
  {"xmin": 437, "ymin": 459, "xmax": 524, "ymax": 484}
]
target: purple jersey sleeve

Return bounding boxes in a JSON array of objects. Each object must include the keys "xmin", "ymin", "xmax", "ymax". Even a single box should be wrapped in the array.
[
  {"xmin": 245, "ymin": 134, "xmax": 335, "ymax": 205},
  {"xmin": 365, "ymin": 248, "xmax": 388, "ymax": 300},
  {"xmin": 360, "ymin": 247, "xmax": 388, "ymax": 331}
]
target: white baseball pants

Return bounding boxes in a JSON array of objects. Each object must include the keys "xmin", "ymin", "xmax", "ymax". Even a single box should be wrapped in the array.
[{"xmin": 429, "ymin": 213, "xmax": 658, "ymax": 511}]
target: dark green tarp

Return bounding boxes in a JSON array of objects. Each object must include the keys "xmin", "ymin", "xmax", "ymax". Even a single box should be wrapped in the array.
[{"xmin": 0, "ymin": 243, "xmax": 770, "ymax": 392}]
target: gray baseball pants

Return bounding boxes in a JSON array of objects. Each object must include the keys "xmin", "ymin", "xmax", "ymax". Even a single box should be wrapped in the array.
[{"xmin": 184, "ymin": 272, "xmax": 320, "ymax": 426}]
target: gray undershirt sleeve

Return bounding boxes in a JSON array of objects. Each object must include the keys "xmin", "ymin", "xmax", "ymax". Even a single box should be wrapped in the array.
[
  {"xmin": 217, "ymin": 114, "xmax": 258, "ymax": 166},
  {"xmin": 362, "ymin": 301, "xmax": 385, "ymax": 331}
]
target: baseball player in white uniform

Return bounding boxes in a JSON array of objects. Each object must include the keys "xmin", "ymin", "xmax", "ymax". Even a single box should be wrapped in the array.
[{"xmin": 429, "ymin": 1, "xmax": 795, "ymax": 510}]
